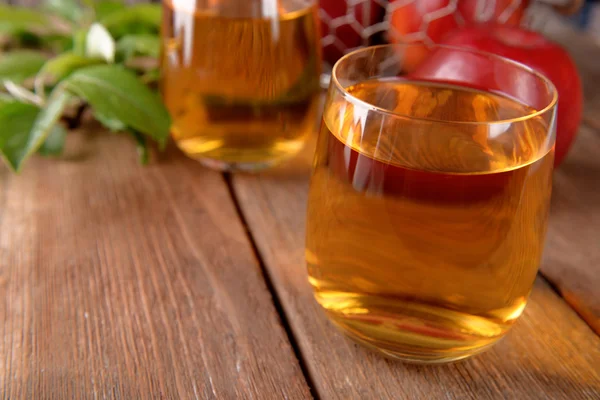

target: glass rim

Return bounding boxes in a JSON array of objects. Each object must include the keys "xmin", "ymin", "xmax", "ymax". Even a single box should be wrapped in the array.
[{"xmin": 331, "ymin": 43, "xmax": 559, "ymax": 126}]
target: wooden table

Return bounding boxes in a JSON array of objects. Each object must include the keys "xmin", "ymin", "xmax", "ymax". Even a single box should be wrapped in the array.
[{"xmin": 2, "ymin": 6, "xmax": 600, "ymax": 400}]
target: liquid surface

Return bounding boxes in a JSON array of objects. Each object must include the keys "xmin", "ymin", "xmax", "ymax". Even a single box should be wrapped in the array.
[
  {"xmin": 306, "ymin": 79, "xmax": 554, "ymax": 362},
  {"xmin": 161, "ymin": 0, "xmax": 321, "ymax": 170}
]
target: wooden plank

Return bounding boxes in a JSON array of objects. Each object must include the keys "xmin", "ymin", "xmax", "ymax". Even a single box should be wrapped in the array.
[
  {"xmin": 543, "ymin": 125, "xmax": 600, "ymax": 334},
  {"xmin": 231, "ymin": 136, "xmax": 600, "ymax": 399},
  {"xmin": 530, "ymin": 16, "xmax": 600, "ymax": 334},
  {"xmin": 0, "ymin": 129, "xmax": 311, "ymax": 399}
]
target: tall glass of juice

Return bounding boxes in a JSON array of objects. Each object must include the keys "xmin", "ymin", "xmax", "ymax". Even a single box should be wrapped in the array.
[{"xmin": 161, "ymin": 0, "xmax": 322, "ymax": 171}]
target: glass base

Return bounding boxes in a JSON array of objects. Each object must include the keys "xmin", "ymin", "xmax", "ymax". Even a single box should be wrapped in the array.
[
  {"xmin": 196, "ymin": 156, "xmax": 280, "ymax": 172},
  {"xmin": 174, "ymin": 136, "xmax": 306, "ymax": 172},
  {"xmin": 338, "ymin": 326, "xmax": 503, "ymax": 364},
  {"xmin": 321, "ymin": 301, "xmax": 511, "ymax": 364}
]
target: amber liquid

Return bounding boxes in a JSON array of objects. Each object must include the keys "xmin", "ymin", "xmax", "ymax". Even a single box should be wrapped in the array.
[
  {"xmin": 161, "ymin": 0, "xmax": 321, "ymax": 170},
  {"xmin": 306, "ymin": 79, "xmax": 554, "ymax": 362}
]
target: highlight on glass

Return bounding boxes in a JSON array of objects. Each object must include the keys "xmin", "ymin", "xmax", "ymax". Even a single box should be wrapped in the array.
[
  {"xmin": 306, "ymin": 44, "xmax": 558, "ymax": 363},
  {"xmin": 161, "ymin": 0, "xmax": 322, "ymax": 171}
]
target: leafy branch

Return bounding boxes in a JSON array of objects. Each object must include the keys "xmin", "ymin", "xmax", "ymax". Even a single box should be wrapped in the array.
[{"xmin": 0, "ymin": 0, "xmax": 168, "ymax": 172}]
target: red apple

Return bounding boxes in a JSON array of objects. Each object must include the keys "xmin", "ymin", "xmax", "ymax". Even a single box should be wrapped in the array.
[
  {"xmin": 433, "ymin": 25, "xmax": 583, "ymax": 166},
  {"xmin": 319, "ymin": 0, "xmax": 385, "ymax": 65},
  {"xmin": 388, "ymin": 0, "xmax": 530, "ymax": 44}
]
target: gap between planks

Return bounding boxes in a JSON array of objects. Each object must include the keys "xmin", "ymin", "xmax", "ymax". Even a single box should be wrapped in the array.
[
  {"xmin": 225, "ymin": 152, "xmax": 600, "ymax": 399},
  {"xmin": 537, "ymin": 273, "xmax": 596, "ymax": 335},
  {"xmin": 222, "ymin": 172, "xmax": 320, "ymax": 400}
]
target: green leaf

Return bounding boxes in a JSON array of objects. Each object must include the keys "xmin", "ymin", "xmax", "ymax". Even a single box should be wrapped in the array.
[
  {"xmin": 0, "ymin": 101, "xmax": 39, "ymax": 171},
  {"xmin": 42, "ymin": 34, "xmax": 74, "ymax": 53},
  {"xmin": 117, "ymin": 34, "xmax": 160, "ymax": 60},
  {"xmin": 0, "ymin": 93, "xmax": 13, "ymax": 106},
  {"xmin": 86, "ymin": 23, "xmax": 115, "ymax": 63},
  {"xmin": 130, "ymin": 129, "xmax": 149, "ymax": 164},
  {"xmin": 72, "ymin": 29, "xmax": 88, "ymax": 56},
  {"xmin": 33, "ymin": 88, "xmax": 71, "ymax": 136},
  {"xmin": 37, "ymin": 52, "xmax": 105, "ymax": 85},
  {"xmin": 0, "ymin": 5, "xmax": 49, "ymax": 34},
  {"xmin": 95, "ymin": 111, "xmax": 126, "ymax": 132},
  {"xmin": 94, "ymin": 0, "xmax": 126, "ymax": 20},
  {"xmin": 0, "ymin": 51, "xmax": 47, "ymax": 83},
  {"xmin": 3, "ymin": 81, "xmax": 42, "ymax": 105},
  {"xmin": 0, "ymin": 94, "xmax": 71, "ymax": 170},
  {"xmin": 0, "ymin": 89, "xmax": 70, "ymax": 170},
  {"xmin": 63, "ymin": 64, "xmax": 170, "ymax": 143},
  {"xmin": 21, "ymin": 88, "xmax": 71, "ymax": 169},
  {"xmin": 100, "ymin": 4, "xmax": 161, "ymax": 39},
  {"xmin": 38, "ymin": 124, "xmax": 67, "ymax": 156},
  {"xmin": 44, "ymin": 0, "xmax": 83, "ymax": 23}
]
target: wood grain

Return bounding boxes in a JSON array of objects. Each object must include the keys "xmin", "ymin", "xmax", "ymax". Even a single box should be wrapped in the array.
[
  {"xmin": 231, "ymin": 134, "xmax": 600, "ymax": 399},
  {"xmin": 0, "ymin": 129, "xmax": 311, "ymax": 399},
  {"xmin": 527, "ymin": 16, "xmax": 600, "ymax": 335},
  {"xmin": 543, "ymin": 125, "xmax": 600, "ymax": 334}
]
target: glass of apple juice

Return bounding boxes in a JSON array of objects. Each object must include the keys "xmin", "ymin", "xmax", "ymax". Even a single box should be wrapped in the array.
[
  {"xmin": 161, "ymin": 0, "xmax": 322, "ymax": 171},
  {"xmin": 305, "ymin": 43, "xmax": 558, "ymax": 363}
]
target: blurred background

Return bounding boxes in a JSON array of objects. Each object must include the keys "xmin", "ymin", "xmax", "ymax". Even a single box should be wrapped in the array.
[{"xmin": 6, "ymin": 0, "xmax": 600, "ymax": 62}]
